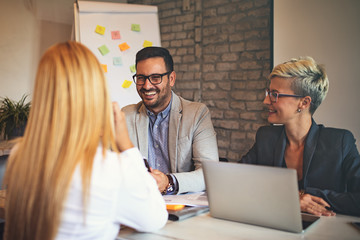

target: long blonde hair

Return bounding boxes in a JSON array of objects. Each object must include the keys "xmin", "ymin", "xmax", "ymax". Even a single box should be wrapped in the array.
[{"xmin": 4, "ymin": 41, "xmax": 118, "ymax": 240}]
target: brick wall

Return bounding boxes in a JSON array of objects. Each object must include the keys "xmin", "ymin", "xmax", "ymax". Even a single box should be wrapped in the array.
[{"xmin": 128, "ymin": 0, "xmax": 272, "ymax": 162}]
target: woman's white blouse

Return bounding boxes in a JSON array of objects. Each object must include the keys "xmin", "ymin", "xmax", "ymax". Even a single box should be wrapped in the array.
[{"xmin": 56, "ymin": 147, "xmax": 168, "ymax": 240}]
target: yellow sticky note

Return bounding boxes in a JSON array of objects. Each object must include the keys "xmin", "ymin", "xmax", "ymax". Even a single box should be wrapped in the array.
[
  {"xmin": 95, "ymin": 25, "xmax": 106, "ymax": 35},
  {"xmin": 122, "ymin": 80, "xmax": 132, "ymax": 88},
  {"xmin": 119, "ymin": 42, "xmax": 130, "ymax": 51},
  {"xmin": 101, "ymin": 64, "xmax": 107, "ymax": 73},
  {"xmin": 129, "ymin": 65, "xmax": 136, "ymax": 73},
  {"xmin": 143, "ymin": 40, "xmax": 153, "ymax": 48}
]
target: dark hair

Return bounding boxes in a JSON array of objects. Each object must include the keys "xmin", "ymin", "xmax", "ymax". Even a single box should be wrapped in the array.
[{"xmin": 135, "ymin": 47, "xmax": 174, "ymax": 72}]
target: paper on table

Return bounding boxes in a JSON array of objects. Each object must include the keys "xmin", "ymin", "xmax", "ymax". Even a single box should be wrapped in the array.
[{"xmin": 163, "ymin": 192, "xmax": 208, "ymax": 206}]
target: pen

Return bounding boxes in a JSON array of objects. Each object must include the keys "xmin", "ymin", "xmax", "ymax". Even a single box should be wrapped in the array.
[{"xmin": 143, "ymin": 158, "xmax": 151, "ymax": 172}]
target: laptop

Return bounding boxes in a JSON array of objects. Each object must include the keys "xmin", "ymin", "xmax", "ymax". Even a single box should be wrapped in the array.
[{"xmin": 202, "ymin": 161, "xmax": 320, "ymax": 233}]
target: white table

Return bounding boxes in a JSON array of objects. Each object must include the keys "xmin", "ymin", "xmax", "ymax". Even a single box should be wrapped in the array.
[{"xmin": 117, "ymin": 212, "xmax": 360, "ymax": 240}]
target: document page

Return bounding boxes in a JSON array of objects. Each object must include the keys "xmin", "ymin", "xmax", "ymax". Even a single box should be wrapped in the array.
[{"xmin": 163, "ymin": 191, "xmax": 208, "ymax": 206}]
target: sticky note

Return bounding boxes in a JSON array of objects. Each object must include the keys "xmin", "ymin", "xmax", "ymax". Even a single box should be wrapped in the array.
[
  {"xmin": 122, "ymin": 80, "xmax": 132, "ymax": 88},
  {"xmin": 129, "ymin": 65, "xmax": 136, "ymax": 73},
  {"xmin": 113, "ymin": 57, "xmax": 122, "ymax": 66},
  {"xmin": 143, "ymin": 40, "xmax": 153, "ymax": 48},
  {"xmin": 119, "ymin": 42, "xmax": 130, "ymax": 51},
  {"xmin": 166, "ymin": 204, "xmax": 185, "ymax": 211},
  {"xmin": 111, "ymin": 30, "xmax": 121, "ymax": 40},
  {"xmin": 101, "ymin": 64, "xmax": 107, "ymax": 73},
  {"xmin": 131, "ymin": 24, "xmax": 140, "ymax": 32},
  {"xmin": 95, "ymin": 25, "xmax": 106, "ymax": 35},
  {"xmin": 98, "ymin": 45, "xmax": 110, "ymax": 56}
]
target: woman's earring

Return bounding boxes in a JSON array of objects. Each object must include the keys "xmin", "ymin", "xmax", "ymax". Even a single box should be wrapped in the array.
[{"xmin": 297, "ymin": 109, "xmax": 301, "ymax": 113}]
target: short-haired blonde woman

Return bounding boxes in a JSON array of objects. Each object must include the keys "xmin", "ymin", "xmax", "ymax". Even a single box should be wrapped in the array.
[
  {"xmin": 240, "ymin": 57, "xmax": 360, "ymax": 217},
  {"xmin": 4, "ymin": 41, "xmax": 167, "ymax": 240}
]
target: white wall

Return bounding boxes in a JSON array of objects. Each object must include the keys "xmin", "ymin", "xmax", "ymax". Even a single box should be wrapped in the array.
[
  {"xmin": 274, "ymin": 0, "xmax": 360, "ymax": 150},
  {"xmin": 0, "ymin": 0, "xmax": 128, "ymax": 103},
  {"xmin": 0, "ymin": 0, "xmax": 39, "ymax": 101},
  {"xmin": 0, "ymin": 0, "xmax": 73, "ymax": 102}
]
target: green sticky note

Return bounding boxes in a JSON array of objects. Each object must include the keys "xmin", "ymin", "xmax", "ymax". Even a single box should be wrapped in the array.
[
  {"xmin": 113, "ymin": 57, "xmax": 122, "ymax": 66},
  {"xmin": 131, "ymin": 24, "xmax": 140, "ymax": 32},
  {"xmin": 98, "ymin": 45, "xmax": 110, "ymax": 56},
  {"xmin": 130, "ymin": 65, "xmax": 136, "ymax": 73}
]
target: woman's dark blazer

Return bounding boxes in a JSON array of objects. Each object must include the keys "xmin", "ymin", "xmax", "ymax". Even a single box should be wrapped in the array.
[{"xmin": 240, "ymin": 119, "xmax": 360, "ymax": 216}]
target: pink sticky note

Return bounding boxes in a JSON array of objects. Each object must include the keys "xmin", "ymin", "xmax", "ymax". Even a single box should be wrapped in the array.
[{"xmin": 111, "ymin": 31, "xmax": 121, "ymax": 40}]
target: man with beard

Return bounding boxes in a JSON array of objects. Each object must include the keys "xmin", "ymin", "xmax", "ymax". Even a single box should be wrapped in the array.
[{"xmin": 122, "ymin": 47, "xmax": 219, "ymax": 195}]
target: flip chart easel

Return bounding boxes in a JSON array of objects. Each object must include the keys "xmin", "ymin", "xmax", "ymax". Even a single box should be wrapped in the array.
[{"xmin": 74, "ymin": 1, "xmax": 161, "ymax": 107}]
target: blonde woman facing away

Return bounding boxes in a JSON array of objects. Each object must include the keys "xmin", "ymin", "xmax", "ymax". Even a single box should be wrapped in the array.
[
  {"xmin": 240, "ymin": 57, "xmax": 360, "ymax": 217},
  {"xmin": 4, "ymin": 41, "xmax": 167, "ymax": 240}
]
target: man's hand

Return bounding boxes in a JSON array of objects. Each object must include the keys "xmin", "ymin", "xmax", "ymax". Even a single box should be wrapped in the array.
[
  {"xmin": 300, "ymin": 192, "xmax": 336, "ymax": 216},
  {"xmin": 150, "ymin": 168, "xmax": 169, "ymax": 193},
  {"xmin": 112, "ymin": 102, "xmax": 134, "ymax": 152}
]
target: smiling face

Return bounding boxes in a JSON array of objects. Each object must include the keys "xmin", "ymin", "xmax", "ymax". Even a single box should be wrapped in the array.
[
  {"xmin": 264, "ymin": 77, "xmax": 303, "ymax": 125},
  {"xmin": 135, "ymin": 57, "xmax": 175, "ymax": 114}
]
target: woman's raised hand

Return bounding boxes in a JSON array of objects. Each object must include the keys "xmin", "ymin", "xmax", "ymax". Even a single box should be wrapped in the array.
[{"xmin": 112, "ymin": 102, "xmax": 134, "ymax": 152}]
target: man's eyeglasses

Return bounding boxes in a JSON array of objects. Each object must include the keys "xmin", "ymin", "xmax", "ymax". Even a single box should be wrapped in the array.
[
  {"xmin": 265, "ymin": 88, "xmax": 304, "ymax": 103},
  {"xmin": 132, "ymin": 71, "xmax": 172, "ymax": 85}
]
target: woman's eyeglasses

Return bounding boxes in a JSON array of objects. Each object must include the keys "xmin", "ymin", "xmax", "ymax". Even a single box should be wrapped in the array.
[{"xmin": 265, "ymin": 88, "xmax": 304, "ymax": 103}]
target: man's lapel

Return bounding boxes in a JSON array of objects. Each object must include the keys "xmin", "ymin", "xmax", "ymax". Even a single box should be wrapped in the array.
[{"xmin": 168, "ymin": 93, "xmax": 182, "ymax": 172}]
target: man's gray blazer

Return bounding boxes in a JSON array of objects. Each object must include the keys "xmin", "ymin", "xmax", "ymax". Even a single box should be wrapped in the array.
[{"xmin": 122, "ymin": 92, "xmax": 219, "ymax": 194}]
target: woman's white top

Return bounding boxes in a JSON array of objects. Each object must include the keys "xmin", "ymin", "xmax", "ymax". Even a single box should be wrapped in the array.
[{"xmin": 55, "ymin": 147, "xmax": 168, "ymax": 240}]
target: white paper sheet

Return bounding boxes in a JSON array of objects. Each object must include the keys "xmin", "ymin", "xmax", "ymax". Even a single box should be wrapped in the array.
[{"xmin": 163, "ymin": 192, "xmax": 209, "ymax": 206}]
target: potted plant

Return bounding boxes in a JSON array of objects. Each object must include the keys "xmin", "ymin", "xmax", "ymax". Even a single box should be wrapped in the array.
[{"xmin": 0, "ymin": 95, "xmax": 31, "ymax": 140}]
